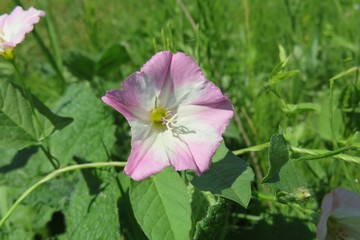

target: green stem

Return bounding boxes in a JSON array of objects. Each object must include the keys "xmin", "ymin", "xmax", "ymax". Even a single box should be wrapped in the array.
[
  {"xmin": 0, "ymin": 161, "xmax": 126, "ymax": 228},
  {"xmin": 252, "ymin": 192, "xmax": 315, "ymax": 215},
  {"xmin": 328, "ymin": 66, "xmax": 359, "ymax": 148},
  {"xmin": 232, "ymin": 142, "xmax": 270, "ymax": 155},
  {"xmin": 10, "ymin": 61, "xmax": 58, "ymax": 169},
  {"xmin": 252, "ymin": 192, "xmax": 276, "ymax": 201},
  {"xmin": 292, "ymin": 145, "xmax": 354, "ymax": 162},
  {"xmin": 329, "ymin": 79, "xmax": 338, "ymax": 148},
  {"xmin": 41, "ymin": 0, "xmax": 63, "ymax": 74},
  {"xmin": 13, "ymin": 0, "xmax": 65, "ymax": 85},
  {"xmin": 233, "ymin": 141, "xmax": 358, "ymax": 163},
  {"xmin": 287, "ymin": 202, "xmax": 316, "ymax": 215}
]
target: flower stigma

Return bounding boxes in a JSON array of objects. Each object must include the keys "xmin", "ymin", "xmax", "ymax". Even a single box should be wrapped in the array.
[
  {"xmin": 150, "ymin": 107, "xmax": 178, "ymax": 130},
  {"xmin": 150, "ymin": 97, "xmax": 178, "ymax": 130}
]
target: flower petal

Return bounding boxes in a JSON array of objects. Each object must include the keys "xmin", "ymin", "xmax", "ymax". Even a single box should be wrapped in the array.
[
  {"xmin": 317, "ymin": 191, "xmax": 333, "ymax": 240},
  {"xmin": 331, "ymin": 187, "xmax": 360, "ymax": 210},
  {"xmin": 163, "ymin": 101, "xmax": 233, "ymax": 174},
  {"xmin": 102, "ymin": 51, "xmax": 234, "ymax": 180},
  {"xmin": 164, "ymin": 52, "xmax": 228, "ymax": 108},
  {"xmin": 102, "ymin": 72, "xmax": 160, "ymax": 122},
  {"xmin": 124, "ymin": 131, "xmax": 171, "ymax": 181},
  {"xmin": 0, "ymin": 14, "xmax": 7, "ymax": 30},
  {"xmin": 141, "ymin": 51, "xmax": 172, "ymax": 93},
  {"xmin": 170, "ymin": 52, "xmax": 206, "ymax": 88},
  {"xmin": 0, "ymin": 15, "xmax": 8, "ymax": 52},
  {"xmin": 317, "ymin": 187, "xmax": 360, "ymax": 240},
  {"xmin": 2, "ymin": 7, "xmax": 45, "ymax": 47}
]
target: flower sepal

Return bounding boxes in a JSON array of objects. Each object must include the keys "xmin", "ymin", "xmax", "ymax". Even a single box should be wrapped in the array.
[{"xmin": 0, "ymin": 48, "xmax": 14, "ymax": 61}]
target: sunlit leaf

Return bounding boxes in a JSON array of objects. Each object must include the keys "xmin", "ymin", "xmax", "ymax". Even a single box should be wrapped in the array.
[
  {"xmin": 50, "ymin": 82, "xmax": 115, "ymax": 164},
  {"xmin": 130, "ymin": 167, "xmax": 191, "ymax": 240},
  {"xmin": 0, "ymin": 80, "xmax": 39, "ymax": 149},
  {"xmin": 65, "ymin": 169, "xmax": 120, "ymax": 239},
  {"xmin": 0, "ymin": 80, "xmax": 71, "ymax": 150}
]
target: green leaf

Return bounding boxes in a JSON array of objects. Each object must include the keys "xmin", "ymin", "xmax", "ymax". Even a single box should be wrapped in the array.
[
  {"xmin": 0, "ymin": 147, "xmax": 77, "ymax": 239},
  {"xmin": 282, "ymin": 102, "xmax": 320, "ymax": 115},
  {"xmin": 130, "ymin": 167, "xmax": 192, "ymax": 240},
  {"xmin": 269, "ymin": 70, "xmax": 300, "ymax": 87},
  {"xmin": 95, "ymin": 43, "xmax": 130, "ymax": 76},
  {"xmin": 0, "ymin": 217, "xmax": 33, "ymax": 240},
  {"xmin": 0, "ymin": 79, "xmax": 39, "ymax": 149},
  {"xmin": 50, "ymin": 82, "xmax": 116, "ymax": 164},
  {"xmin": 65, "ymin": 169, "xmax": 120, "ymax": 239},
  {"xmin": 267, "ymin": 160, "xmax": 308, "ymax": 192},
  {"xmin": 188, "ymin": 185, "xmax": 216, "ymax": 237},
  {"xmin": 32, "ymin": 95, "xmax": 73, "ymax": 134},
  {"xmin": 262, "ymin": 134, "xmax": 289, "ymax": 183},
  {"xmin": 339, "ymin": 84, "xmax": 360, "ymax": 109},
  {"xmin": 262, "ymin": 135, "xmax": 307, "ymax": 192},
  {"xmin": 0, "ymin": 80, "xmax": 70, "ymax": 150},
  {"xmin": 191, "ymin": 142, "xmax": 254, "ymax": 208},
  {"xmin": 313, "ymin": 94, "xmax": 344, "ymax": 141},
  {"xmin": 193, "ymin": 198, "xmax": 228, "ymax": 240},
  {"xmin": 267, "ymin": 46, "xmax": 299, "ymax": 87},
  {"xmin": 278, "ymin": 44, "xmax": 288, "ymax": 64},
  {"xmin": 293, "ymin": 147, "xmax": 360, "ymax": 164},
  {"xmin": 64, "ymin": 50, "xmax": 96, "ymax": 80}
]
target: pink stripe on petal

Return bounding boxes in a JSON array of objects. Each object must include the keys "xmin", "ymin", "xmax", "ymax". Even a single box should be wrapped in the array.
[
  {"xmin": 175, "ymin": 138, "xmax": 221, "ymax": 175},
  {"xmin": 150, "ymin": 130, "xmax": 214, "ymax": 175},
  {"xmin": 166, "ymin": 121, "xmax": 225, "ymax": 175},
  {"xmin": 141, "ymin": 51, "xmax": 173, "ymax": 90},
  {"xmin": 102, "ymin": 91, "xmax": 150, "ymax": 123},
  {"xmin": 170, "ymin": 52, "xmax": 206, "ymax": 88},
  {"xmin": 177, "ymin": 101, "xmax": 233, "ymax": 135},
  {"xmin": 164, "ymin": 52, "xmax": 230, "ymax": 108},
  {"xmin": 124, "ymin": 134, "xmax": 170, "ymax": 180},
  {"xmin": 120, "ymin": 72, "xmax": 152, "ymax": 109},
  {"xmin": 102, "ymin": 72, "xmax": 162, "ymax": 121},
  {"xmin": 102, "ymin": 90, "xmax": 137, "ymax": 121},
  {"xmin": 163, "ymin": 99, "xmax": 233, "ymax": 175},
  {"xmin": 171, "ymin": 143, "xmax": 213, "ymax": 175},
  {"xmin": 157, "ymin": 131, "xmax": 202, "ymax": 173}
]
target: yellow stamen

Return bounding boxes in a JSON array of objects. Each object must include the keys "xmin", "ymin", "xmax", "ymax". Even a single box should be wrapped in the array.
[
  {"xmin": 0, "ymin": 48, "xmax": 14, "ymax": 61},
  {"xmin": 150, "ymin": 107, "xmax": 167, "ymax": 129}
]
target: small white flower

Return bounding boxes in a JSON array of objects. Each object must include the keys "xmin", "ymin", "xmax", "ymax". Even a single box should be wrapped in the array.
[{"xmin": 0, "ymin": 6, "xmax": 45, "ymax": 60}]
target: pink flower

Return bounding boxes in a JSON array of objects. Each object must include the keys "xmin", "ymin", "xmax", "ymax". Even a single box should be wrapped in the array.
[
  {"xmin": 0, "ymin": 6, "xmax": 45, "ymax": 59},
  {"xmin": 317, "ymin": 187, "xmax": 360, "ymax": 240},
  {"xmin": 102, "ymin": 51, "xmax": 233, "ymax": 180}
]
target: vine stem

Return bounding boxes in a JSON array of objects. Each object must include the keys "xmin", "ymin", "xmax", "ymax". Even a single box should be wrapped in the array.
[
  {"xmin": 232, "ymin": 142, "xmax": 270, "ymax": 155},
  {"xmin": 252, "ymin": 192, "xmax": 315, "ymax": 215},
  {"xmin": 10, "ymin": 60, "xmax": 58, "ymax": 169},
  {"xmin": 0, "ymin": 161, "xmax": 126, "ymax": 228},
  {"xmin": 292, "ymin": 145, "xmax": 356, "ymax": 162}
]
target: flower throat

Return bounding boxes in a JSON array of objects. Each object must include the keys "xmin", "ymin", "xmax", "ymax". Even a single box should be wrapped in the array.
[{"xmin": 150, "ymin": 97, "xmax": 177, "ymax": 129}]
